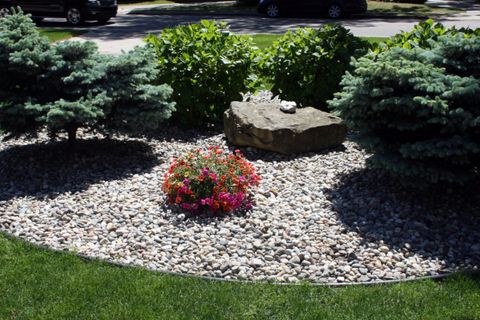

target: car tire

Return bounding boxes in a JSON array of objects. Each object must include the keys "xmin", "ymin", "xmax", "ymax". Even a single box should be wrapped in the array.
[
  {"xmin": 66, "ymin": 7, "xmax": 84, "ymax": 25},
  {"xmin": 0, "ymin": 7, "xmax": 10, "ymax": 17},
  {"xmin": 266, "ymin": 3, "xmax": 280, "ymax": 18},
  {"xmin": 327, "ymin": 3, "xmax": 343, "ymax": 19},
  {"xmin": 97, "ymin": 17, "xmax": 110, "ymax": 24}
]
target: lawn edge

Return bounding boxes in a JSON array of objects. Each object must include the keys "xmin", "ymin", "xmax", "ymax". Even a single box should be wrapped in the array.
[{"xmin": 3, "ymin": 230, "xmax": 478, "ymax": 287}]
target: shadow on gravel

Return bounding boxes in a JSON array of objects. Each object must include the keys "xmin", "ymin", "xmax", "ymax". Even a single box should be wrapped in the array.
[
  {"xmin": 173, "ymin": 206, "xmax": 255, "ymax": 225},
  {"xmin": 327, "ymin": 168, "xmax": 480, "ymax": 268},
  {"xmin": 238, "ymin": 143, "xmax": 347, "ymax": 163},
  {"xmin": 0, "ymin": 139, "xmax": 159, "ymax": 202}
]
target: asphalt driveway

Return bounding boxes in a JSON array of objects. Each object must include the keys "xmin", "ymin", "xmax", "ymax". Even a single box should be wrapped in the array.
[{"xmin": 38, "ymin": 4, "xmax": 480, "ymax": 54}]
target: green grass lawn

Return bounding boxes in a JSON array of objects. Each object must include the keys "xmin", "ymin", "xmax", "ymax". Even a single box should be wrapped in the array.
[
  {"xmin": 367, "ymin": 0, "xmax": 463, "ymax": 16},
  {"xmin": 39, "ymin": 28, "xmax": 87, "ymax": 42},
  {"xmin": 361, "ymin": 36, "xmax": 389, "ymax": 44},
  {"xmin": 251, "ymin": 33, "xmax": 281, "ymax": 49},
  {"xmin": 251, "ymin": 34, "xmax": 387, "ymax": 49},
  {"xmin": 119, "ymin": 0, "xmax": 173, "ymax": 7},
  {"xmin": 132, "ymin": 0, "xmax": 463, "ymax": 17},
  {"xmin": 1, "ymin": 233, "xmax": 480, "ymax": 319}
]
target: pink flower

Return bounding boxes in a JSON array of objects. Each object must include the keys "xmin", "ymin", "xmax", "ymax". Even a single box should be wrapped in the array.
[
  {"xmin": 163, "ymin": 147, "xmax": 260, "ymax": 214},
  {"xmin": 201, "ymin": 198, "xmax": 213, "ymax": 206},
  {"xmin": 209, "ymin": 173, "xmax": 218, "ymax": 182}
]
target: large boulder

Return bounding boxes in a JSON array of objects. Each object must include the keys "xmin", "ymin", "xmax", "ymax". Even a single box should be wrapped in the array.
[{"xmin": 224, "ymin": 102, "xmax": 347, "ymax": 154}]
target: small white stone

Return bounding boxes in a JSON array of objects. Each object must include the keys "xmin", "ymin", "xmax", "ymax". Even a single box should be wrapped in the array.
[
  {"xmin": 280, "ymin": 100, "xmax": 297, "ymax": 114},
  {"xmin": 250, "ymin": 258, "xmax": 264, "ymax": 267},
  {"xmin": 379, "ymin": 246, "xmax": 390, "ymax": 253}
]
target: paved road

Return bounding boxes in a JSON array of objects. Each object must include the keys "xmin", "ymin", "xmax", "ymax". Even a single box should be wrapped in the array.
[{"xmin": 40, "ymin": 6, "xmax": 480, "ymax": 54}]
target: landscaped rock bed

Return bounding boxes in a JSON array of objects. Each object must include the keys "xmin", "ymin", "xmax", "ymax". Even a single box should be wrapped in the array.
[{"xmin": 1, "ymin": 129, "xmax": 479, "ymax": 284}]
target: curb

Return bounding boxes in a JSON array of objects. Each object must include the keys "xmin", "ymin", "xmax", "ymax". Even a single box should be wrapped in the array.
[{"xmin": 3, "ymin": 231, "xmax": 478, "ymax": 287}]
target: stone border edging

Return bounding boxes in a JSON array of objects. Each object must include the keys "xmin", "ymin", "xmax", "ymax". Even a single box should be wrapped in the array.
[{"xmin": 5, "ymin": 231, "xmax": 477, "ymax": 287}]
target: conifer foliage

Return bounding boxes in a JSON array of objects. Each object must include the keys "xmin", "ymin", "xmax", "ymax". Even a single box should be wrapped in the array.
[
  {"xmin": 0, "ymin": 10, "xmax": 175, "ymax": 146},
  {"xmin": 329, "ymin": 30, "xmax": 480, "ymax": 184}
]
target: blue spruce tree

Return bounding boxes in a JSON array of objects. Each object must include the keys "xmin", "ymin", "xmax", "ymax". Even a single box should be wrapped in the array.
[{"xmin": 0, "ymin": 10, "xmax": 175, "ymax": 148}]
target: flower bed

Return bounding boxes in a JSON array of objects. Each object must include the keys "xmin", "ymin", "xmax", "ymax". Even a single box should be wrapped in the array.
[
  {"xmin": 162, "ymin": 147, "xmax": 260, "ymax": 213},
  {"xmin": 0, "ymin": 130, "xmax": 479, "ymax": 283}
]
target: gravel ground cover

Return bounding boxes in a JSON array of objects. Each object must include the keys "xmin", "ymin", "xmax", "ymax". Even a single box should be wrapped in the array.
[
  {"xmin": 1, "ymin": 98, "xmax": 479, "ymax": 284},
  {"xmin": 1, "ymin": 130, "xmax": 479, "ymax": 283}
]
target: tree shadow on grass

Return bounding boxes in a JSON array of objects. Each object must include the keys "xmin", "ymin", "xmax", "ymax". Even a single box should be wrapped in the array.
[
  {"xmin": 0, "ymin": 139, "xmax": 159, "ymax": 202},
  {"xmin": 368, "ymin": 4, "xmax": 457, "ymax": 15},
  {"xmin": 326, "ymin": 168, "xmax": 480, "ymax": 269}
]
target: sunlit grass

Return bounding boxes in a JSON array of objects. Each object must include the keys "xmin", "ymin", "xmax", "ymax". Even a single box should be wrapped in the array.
[
  {"xmin": 39, "ymin": 28, "xmax": 87, "ymax": 42},
  {"xmin": 119, "ymin": 0, "xmax": 174, "ymax": 7},
  {"xmin": 1, "ymin": 233, "xmax": 479, "ymax": 319},
  {"xmin": 368, "ymin": 0, "xmax": 463, "ymax": 16},
  {"xmin": 251, "ymin": 34, "xmax": 388, "ymax": 50}
]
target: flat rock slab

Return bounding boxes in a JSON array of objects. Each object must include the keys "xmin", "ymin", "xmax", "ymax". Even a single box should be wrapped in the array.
[{"xmin": 224, "ymin": 101, "xmax": 347, "ymax": 154}]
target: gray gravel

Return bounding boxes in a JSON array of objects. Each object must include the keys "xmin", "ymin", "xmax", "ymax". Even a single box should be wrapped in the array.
[{"xmin": 0, "ymin": 128, "xmax": 479, "ymax": 283}]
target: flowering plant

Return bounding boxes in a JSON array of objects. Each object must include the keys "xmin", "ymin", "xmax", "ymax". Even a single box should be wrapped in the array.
[{"xmin": 162, "ymin": 147, "xmax": 260, "ymax": 213}]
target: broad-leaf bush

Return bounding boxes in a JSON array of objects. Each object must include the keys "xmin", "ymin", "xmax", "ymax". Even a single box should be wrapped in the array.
[
  {"xmin": 145, "ymin": 21, "xmax": 257, "ymax": 127},
  {"xmin": 0, "ymin": 10, "xmax": 175, "ymax": 146},
  {"xmin": 329, "ymin": 31, "xmax": 480, "ymax": 184},
  {"xmin": 258, "ymin": 25, "xmax": 370, "ymax": 109},
  {"xmin": 376, "ymin": 19, "xmax": 480, "ymax": 51}
]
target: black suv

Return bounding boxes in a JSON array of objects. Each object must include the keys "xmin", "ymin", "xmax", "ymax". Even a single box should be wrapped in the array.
[
  {"xmin": 0, "ymin": 0, "xmax": 118, "ymax": 25},
  {"xmin": 258, "ymin": 0, "xmax": 367, "ymax": 18}
]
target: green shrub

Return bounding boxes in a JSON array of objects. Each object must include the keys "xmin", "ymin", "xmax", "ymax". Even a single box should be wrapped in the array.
[
  {"xmin": 258, "ymin": 25, "xmax": 370, "ymax": 110},
  {"xmin": 329, "ymin": 32, "xmax": 480, "ymax": 184},
  {"xmin": 145, "ymin": 20, "xmax": 257, "ymax": 127},
  {"xmin": 376, "ymin": 19, "xmax": 480, "ymax": 51},
  {"xmin": 0, "ymin": 10, "xmax": 175, "ymax": 146}
]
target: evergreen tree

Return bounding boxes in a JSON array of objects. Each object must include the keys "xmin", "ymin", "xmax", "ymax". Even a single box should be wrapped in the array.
[
  {"xmin": 0, "ymin": 9, "xmax": 54, "ymax": 135},
  {"xmin": 329, "ymin": 33, "xmax": 480, "ymax": 184},
  {"xmin": 0, "ymin": 10, "xmax": 175, "ymax": 147}
]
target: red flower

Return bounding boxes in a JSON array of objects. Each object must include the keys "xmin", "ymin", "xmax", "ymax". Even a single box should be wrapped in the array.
[{"xmin": 162, "ymin": 147, "xmax": 260, "ymax": 214}]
